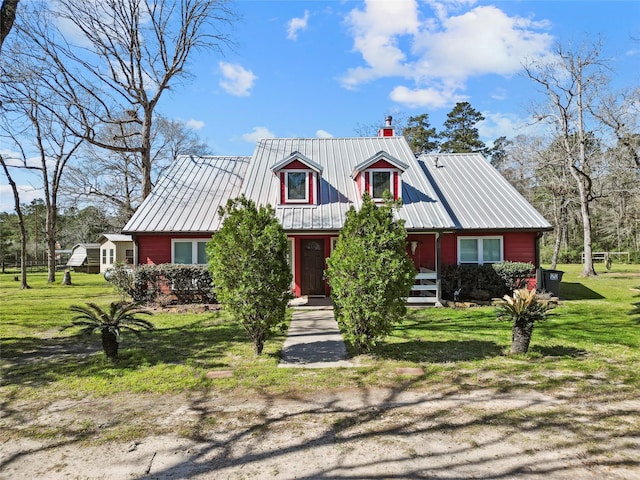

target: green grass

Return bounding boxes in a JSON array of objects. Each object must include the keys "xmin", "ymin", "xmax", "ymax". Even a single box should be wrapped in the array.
[{"xmin": 1, "ymin": 264, "xmax": 639, "ymax": 403}]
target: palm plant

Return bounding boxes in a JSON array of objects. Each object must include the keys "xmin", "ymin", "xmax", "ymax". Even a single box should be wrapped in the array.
[
  {"xmin": 496, "ymin": 288, "xmax": 549, "ymax": 354},
  {"xmin": 65, "ymin": 301, "xmax": 154, "ymax": 361}
]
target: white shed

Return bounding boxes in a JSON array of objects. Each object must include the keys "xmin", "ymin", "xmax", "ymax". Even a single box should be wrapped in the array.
[{"xmin": 97, "ymin": 234, "xmax": 134, "ymax": 273}]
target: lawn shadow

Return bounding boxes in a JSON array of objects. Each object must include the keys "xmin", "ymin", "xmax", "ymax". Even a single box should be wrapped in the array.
[
  {"xmin": 1, "ymin": 314, "xmax": 251, "ymax": 388},
  {"xmin": 531, "ymin": 345, "xmax": 587, "ymax": 358},
  {"xmin": 560, "ymin": 282, "xmax": 605, "ymax": 300},
  {"xmin": 374, "ymin": 339, "xmax": 504, "ymax": 363}
]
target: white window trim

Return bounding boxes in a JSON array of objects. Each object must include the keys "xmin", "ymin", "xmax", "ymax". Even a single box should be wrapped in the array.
[
  {"xmin": 362, "ymin": 169, "xmax": 401, "ymax": 201},
  {"xmin": 287, "ymin": 238, "xmax": 295, "ymax": 289},
  {"xmin": 457, "ymin": 236, "xmax": 504, "ymax": 265},
  {"xmin": 285, "ymin": 170, "xmax": 310, "ymax": 203},
  {"xmin": 171, "ymin": 239, "xmax": 209, "ymax": 265}
]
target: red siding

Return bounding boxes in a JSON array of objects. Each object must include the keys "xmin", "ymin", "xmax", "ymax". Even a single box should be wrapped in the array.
[
  {"xmin": 364, "ymin": 171, "xmax": 370, "ymax": 193},
  {"xmin": 406, "ymin": 234, "xmax": 436, "ymax": 271},
  {"xmin": 282, "ymin": 160, "xmax": 309, "ymax": 170},
  {"xmin": 135, "ymin": 234, "xmax": 212, "ymax": 265},
  {"xmin": 308, "ymin": 172, "xmax": 314, "ymax": 204},
  {"xmin": 280, "ymin": 172, "xmax": 285, "ymax": 204},
  {"xmin": 503, "ymin": 232, "xmax": 538, "ymax": 263},
  {"xmin": 369, "ymin": 159, "xmax": 397, "ymax": 169}
]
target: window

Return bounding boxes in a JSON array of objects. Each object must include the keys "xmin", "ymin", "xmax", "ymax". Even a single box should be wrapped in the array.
[
  {"xmin": 172, "ymin": 240, "xmax": 209, "ymax": 264},
  {"xmin": 125, "ymin": 249, "xmax": 134, "ymax": 264},
  {"xmin": 372, "ymin": 171, "xmax": 391, "ymax": 199},
  {"xmin": 285, "ymin": 171, "xmax": 308, "ymax": 202},
  {"xmin": 102, "ymin": 249, "xmax": 107, "ymax": 265},
  {"xmin": 458, "ymin": 237, "xmax": 503, "ymax": 265},
  {"xmin": 109, "ymin": 249, "xmax": 114, "ymax": 264}
]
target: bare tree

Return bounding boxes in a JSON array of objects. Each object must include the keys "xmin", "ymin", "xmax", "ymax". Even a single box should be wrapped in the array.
[
  {"xmin": 1, "ymin": 21, "xmax": 85, "ymax": 283},
  {"xmin": 28, "ymin": 0, "xmax": 236, "ymax": 200},
  {"xmin": 525, "ymin": 41, "xmax": 609, "ymax": 277},
  {"xmin": 0, "ymin": 0, "xmax": 18, "ymax": 51},
  {"xmin": 63, "ymin": 115, "xmax": 210, "ymax": 227},
  {"xmin": 0, "ymin": 155, "xmax": 30, "ymax": 288}
]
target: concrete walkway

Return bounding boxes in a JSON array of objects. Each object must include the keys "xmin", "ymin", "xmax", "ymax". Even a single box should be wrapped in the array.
[{"xmin": 279, "ymin": 298, "xmax": 353, "ymax": 368}]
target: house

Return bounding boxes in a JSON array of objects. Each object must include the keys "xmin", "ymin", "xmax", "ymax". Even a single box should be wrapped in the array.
[
  {"xmin": 123, "ymin": 119, "xmax": 551, "ymax": 303},
  {"xmin": 97, "ymin": 233, "xmax": 134, "ymax": 273},
  {"xmin": 66, "ymin": 243, "xmax": 101, "ymax": 273}
]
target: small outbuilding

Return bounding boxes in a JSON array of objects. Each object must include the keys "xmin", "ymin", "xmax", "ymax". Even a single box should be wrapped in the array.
[
  {"xmin": 66, "ymin": 243, "xmax": 101, "ymax": 274},
  {"xmin": 97, "ymin": 233, "xmax": 134, "ymax": 273}
]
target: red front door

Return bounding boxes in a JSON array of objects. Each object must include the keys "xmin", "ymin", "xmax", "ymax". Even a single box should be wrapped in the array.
[{"xmin": 300, "ymin": 239, "xmax": 325, "ymax": 295}]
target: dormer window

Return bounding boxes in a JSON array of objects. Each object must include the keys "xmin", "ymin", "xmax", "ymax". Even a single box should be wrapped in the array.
[
  {"xmin": 371, "ymin": 171, "xmax": 393, "ymax": 200},
  {"xmin": 271, "ymin": 151, "xmax": 323, "ymax": 206},
  {"xmin": 285, "ymin": 171, "xmax": 309, "ymax": 203},
  {"xmin": 351, "ymin": 151, "xmax": 408, "ymax": 202}
]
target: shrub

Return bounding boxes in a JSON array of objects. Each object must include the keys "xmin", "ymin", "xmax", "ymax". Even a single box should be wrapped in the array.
[
  {"xmin": 325, "ymin": 193, "xmax": 416, "ymax": 354},
  {"xmin": 64, "ymin": 301, "xmax": 154, "ymax": 361},
  {"xmin": 107, "ymin": 263, "xmax": 215, "ymax": 304},
  {"xmin": 207, "ymin": 196, "xmax": 292, "ymax": 355},
  {"xmin": 496, "ymin": 288, "xmax": 549, "ymax": 354},
  {"xmin": 492, "ymin": 261, "xmax": 535, "ymax": 292},
  {"xmin": 441, "ymin": 261, "xmax": 535, "ymax": 301},
  {"xmin": 105, "ymin": 264, "xmax": 135, "ymax": 300}
]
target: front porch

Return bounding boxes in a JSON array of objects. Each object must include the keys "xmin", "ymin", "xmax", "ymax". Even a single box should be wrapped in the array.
[{"xmin": 288, "ymin": 232, "xmax": 442, "ymax": 305}]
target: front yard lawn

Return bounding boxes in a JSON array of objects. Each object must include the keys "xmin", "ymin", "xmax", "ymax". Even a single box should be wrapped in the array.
[{"xmin": 2, "ymin": 264, "xmax": 638, "ymax": 402}]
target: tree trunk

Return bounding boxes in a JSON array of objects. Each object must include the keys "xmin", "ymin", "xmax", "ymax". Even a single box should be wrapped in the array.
[
  {"xmin": 101, "ymin": 329, "xmax": 119, "ymax": 360},
  {"xmin": 141, "ymin": 107, "xmax": 154, "ymax": 200},
  {"xmin": 46, "ymin": 207, "xmax": 57, "ymax": 283},
  {"xmin": 511, "ymin": 323, "xmax": 533, "ymax": 354},
  {"xmin": 574, "ymin": 173, "xmax": 597, "ymax": 277}
]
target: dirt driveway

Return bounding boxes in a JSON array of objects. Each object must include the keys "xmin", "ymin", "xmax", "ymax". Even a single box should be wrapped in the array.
[{"xmin": 1, "ymin": 384, "xmax": 639, "ymax": 479}]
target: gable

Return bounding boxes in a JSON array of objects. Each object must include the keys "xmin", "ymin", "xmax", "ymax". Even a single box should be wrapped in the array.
[
  {"xmin": 270, "ymin": 151, "xmax": 323, "ymax": 174},
  {"xmin": 351, "ymin": 151, "xmax": 409, "ymax": 178}
]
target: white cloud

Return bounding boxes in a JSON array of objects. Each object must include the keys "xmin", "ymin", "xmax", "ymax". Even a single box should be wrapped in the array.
[
  {"xmin": 186, "ymin": 119, "xmax": 205, "ymax": 130},
  {"xmin": 242, "ymin": 126, "xmax": 275, "ymax": 143},
  {"xmin": 315, "ymin": 129, "xmax": 333, "ymax": 138},
  {"xmin": 341, "ymin": 0, "xmax": 420, "ymax": 88},
  {"xmin": 341, "ymin": 0, "xmax": 554, "ymax": 108},
  {"xmin": 0, "ymin": 184, "xmax": 42, "ymax": 212},
  {"xmin": 219, "ymin": 62, "xmax": 257, "ymax": 97},
  {"xmin": 287, "ymin": 10, "xmax": 310, "ymax": 41},
  {"xmin": 478, "ymin": 111, "xmax": 544, "ymax": 141},
  {"xmin": 390, "ymin": 85, "xmax": 465, "ymax": 109}
]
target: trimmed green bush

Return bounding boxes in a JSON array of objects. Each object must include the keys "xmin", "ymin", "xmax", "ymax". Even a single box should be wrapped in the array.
[
  {"xmin": 207, "ymin": 196, "xmax": 292, "ymax": 355},
  {"xmin": 442, "ymin": 261, "xmax": 535, "ymax": 301},
  {"xmin": 326, "ymin": 193, "xmax": 416, "ymax": 353},
  {"xmin": 106, "ymin": 263, "xmax": 215, "ymax": 304}
]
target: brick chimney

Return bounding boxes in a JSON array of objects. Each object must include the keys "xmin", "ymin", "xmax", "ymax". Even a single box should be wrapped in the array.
[{"xmin": 377, "ymin": 115, "xmax": 394, "ymax": 137}]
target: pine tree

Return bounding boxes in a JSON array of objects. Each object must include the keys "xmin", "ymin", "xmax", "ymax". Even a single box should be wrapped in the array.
[{"xmin": 439, "ymin": 102, "xmax": 487, "ymax": 154}]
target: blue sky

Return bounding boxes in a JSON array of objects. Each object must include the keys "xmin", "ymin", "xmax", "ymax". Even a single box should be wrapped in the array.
[
  {"xmin": 162, "ymin": 0, "xmax": 639, "ymax": 156},
  {"xmin": 1, "ymin": 0, "xmax": 639, "ymax": 211}
]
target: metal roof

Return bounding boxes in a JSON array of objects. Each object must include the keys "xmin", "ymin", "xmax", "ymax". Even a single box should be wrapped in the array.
[
  {"xmin": 123, "ymin": 140, "xmax": 550, "ymax": 235},
  {"xmin": 240, "ymin": 137, "xmax": 455, "ymax": 231},
  {"xmin": 419, "ymin": 153, "xmax": 552, "ymax": 230},
  {"xmin": 98, "ymin": 233, "xmax": 133, "ymax": 243},
  {"xmin": 123, "ymin": 155, "xmax": 250, "ymax": 234}
]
